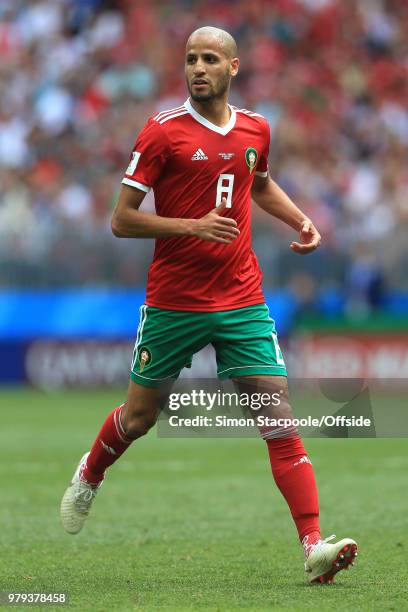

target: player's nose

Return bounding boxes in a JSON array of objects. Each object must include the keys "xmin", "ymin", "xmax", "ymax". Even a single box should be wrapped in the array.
[{"xmin": 193, "ymin": 60, "xmax": 206, "ymax": 75}]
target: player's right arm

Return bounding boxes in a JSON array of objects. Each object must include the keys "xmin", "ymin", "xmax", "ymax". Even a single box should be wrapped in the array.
[{"xmin": 111, "ymin": 187, "xmax": 238, "ymax": 243}]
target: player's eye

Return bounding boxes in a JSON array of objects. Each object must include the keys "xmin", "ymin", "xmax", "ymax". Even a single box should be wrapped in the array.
[{"xmin": 186, "ymin": 55, "xmax": 196, "ymax": 64}]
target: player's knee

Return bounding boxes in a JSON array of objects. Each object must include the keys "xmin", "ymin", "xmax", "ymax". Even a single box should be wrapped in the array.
[
  {"xmin": 121, "ymin": 402, "xmax": 158, "ymax": 438},
  {"xmin": 125, "ymin": 414, "xmax": 156, "ymax": 437}
]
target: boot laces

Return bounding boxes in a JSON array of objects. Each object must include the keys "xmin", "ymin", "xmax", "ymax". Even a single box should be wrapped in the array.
[
  {"xmin": 312, "ymin": 534, "xmax": 336, "ymax": 550},
  {"xmin": 304, "ymin": 534, "xmax": 336, "ymax": 559},
  {"xmin": 74, "ymin": 483, "xmax": 97, "ymax": 514}
]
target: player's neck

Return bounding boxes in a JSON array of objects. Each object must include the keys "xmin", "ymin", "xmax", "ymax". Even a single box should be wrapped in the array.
[{"xmin": 189, "ymin": 97, "xmax": 231, "ymax": 128}]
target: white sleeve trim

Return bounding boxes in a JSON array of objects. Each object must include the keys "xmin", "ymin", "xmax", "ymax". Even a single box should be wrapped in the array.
[
  {"xmin": 122, "ymin": 177, "xmax": 151, "ymax": 193},
  {"xmin": 255, "ymin": 170, "xmax": 268, "ymax": 177}
]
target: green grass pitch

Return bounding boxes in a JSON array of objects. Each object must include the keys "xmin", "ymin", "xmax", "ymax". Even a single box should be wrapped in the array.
[{"xmin": 1, "ymin": 388, "xmax": 407, "ymax": 611}]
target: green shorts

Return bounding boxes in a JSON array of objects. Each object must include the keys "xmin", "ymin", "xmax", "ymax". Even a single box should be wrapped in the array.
[{"xmin": 130, "ymin": 303, "xmax": 287, "ymax": 387}]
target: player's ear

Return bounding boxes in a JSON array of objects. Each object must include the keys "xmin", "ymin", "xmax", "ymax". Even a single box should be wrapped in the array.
[{"xmin": 230, "ymin": 57, "xmax": 239, "ymax": 77}]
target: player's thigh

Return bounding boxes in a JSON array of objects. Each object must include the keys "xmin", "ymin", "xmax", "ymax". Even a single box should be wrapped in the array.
[
  {"xmin": 233, "ymin": 375, "xmax": 293, "ymax": 420},
  {"xmin": 130, "ymin": 305, "xmax": 213, "ymax": 387},
  {"xmin": 213, "ymin": 304, "xmax": 287, "ymax": 379}
]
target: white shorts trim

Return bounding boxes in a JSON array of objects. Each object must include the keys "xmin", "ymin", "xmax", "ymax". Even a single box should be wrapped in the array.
[{"xmin": 217, "ymin": 364, "xmax": 286, "ymax": 375}]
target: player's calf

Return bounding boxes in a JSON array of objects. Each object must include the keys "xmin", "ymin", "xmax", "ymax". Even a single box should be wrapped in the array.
[{"xmin": 60, "ymin": 383, "xmax": 165, "ymax": 533}]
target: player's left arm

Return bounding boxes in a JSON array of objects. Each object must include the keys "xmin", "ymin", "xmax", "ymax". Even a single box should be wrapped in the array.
[{"xmin": 251, "ymin": 174, "xmax": 321, "ymax": 254}]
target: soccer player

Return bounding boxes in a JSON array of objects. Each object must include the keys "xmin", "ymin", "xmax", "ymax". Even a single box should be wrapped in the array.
[{"xmin": 61, "ymin": 26, "xmax": 357, "ymax": 584}]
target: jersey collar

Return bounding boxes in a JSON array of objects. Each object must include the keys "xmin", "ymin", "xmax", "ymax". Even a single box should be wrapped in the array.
[{"xmin": 184, "ymin": 98, "xmax": 236, "ymax": 136}]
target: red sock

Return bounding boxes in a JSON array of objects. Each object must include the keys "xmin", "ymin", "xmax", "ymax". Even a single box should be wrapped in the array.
[
  {"xmin": 81, "ymin": 405, "xmax": 133, "ymax": 485},
  {"xmin": 266, "ymin": 434, "xmax": 320, "ymax": 545}
]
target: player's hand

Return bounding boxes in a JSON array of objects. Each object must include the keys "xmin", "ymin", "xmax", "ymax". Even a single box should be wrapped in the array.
[
  {"xmin": 193, "ymin": 198, "xmax": 240, "ymax": 244},
  {"xmin": 290, "ymin": 219, "xmax": 321, "ymax": 255}
]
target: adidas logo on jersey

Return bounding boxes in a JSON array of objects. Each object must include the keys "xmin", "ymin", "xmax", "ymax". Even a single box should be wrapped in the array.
[{"xmin": 191, "ymin": 148, "xmax": 208, "ymax": 160}]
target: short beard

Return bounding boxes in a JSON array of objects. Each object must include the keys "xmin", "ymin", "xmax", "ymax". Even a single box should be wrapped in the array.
[
  {"xmin": 190, "ymin": 90, "xmax": 215, "ymax": 102},
  {"xmin": 187, "ymin": 70, "xmax": 230, "ymax": 102}
]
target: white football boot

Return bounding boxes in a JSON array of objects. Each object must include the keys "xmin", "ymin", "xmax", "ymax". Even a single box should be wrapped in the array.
[
  {"xmin": 60, "ymin": 452, "xmax": 102, "ymax": 534},
  {"xmin": 304, "ymin": 534, "xmax": 358, "ymax": 584}
]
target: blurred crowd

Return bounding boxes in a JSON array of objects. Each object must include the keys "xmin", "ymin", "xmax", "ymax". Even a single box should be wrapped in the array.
[{"xmin": 1, "ymin": 0, "xmax": 408, "ymax": 315}]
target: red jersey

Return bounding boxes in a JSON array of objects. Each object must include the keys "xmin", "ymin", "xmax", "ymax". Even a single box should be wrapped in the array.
[{"xmin": 122, "ymin": 98, "xmax": 270, "ymax": 311}]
